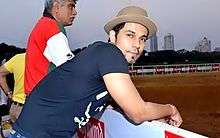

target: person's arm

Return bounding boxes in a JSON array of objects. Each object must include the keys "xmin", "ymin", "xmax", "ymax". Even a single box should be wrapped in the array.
[
  {"xmin": 0, "ymin": 65, "xmax": 12, "ymax": 99},
  {"xmin": 103, "ymin": 73, "xmax": 182, "ymax": 127}
]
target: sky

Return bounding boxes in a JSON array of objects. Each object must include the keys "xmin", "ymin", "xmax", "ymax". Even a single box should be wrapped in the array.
[{"xmin": 0, "ymin": 0, "xmax": 220, "ymax": 51}]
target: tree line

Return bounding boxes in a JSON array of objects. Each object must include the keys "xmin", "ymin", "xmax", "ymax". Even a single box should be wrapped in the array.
[{"xmin": 1, "ymin": 42, "xmax": 220, "ymax": 67}]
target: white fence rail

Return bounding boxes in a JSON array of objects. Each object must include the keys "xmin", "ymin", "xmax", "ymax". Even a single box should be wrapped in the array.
[{"xmin": 129, "ymin": 63, "xmax": 220, "ymax": 76}]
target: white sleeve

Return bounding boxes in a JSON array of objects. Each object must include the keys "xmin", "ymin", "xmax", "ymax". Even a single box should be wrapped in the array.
[{"xmin": 43, "ymin": 32, "xmax": 74, "ymax": 67}]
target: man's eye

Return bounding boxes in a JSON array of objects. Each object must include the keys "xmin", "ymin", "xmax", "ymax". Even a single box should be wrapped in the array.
[
  {"xmin": 127, "ymin": 34, "xmax": 133, "ymax": 38},
  {"xmin": 69, "ymin": 4, "xmax": 75, "ymax": 9},
  {"xmin": 141, "ymin": 38, "xmax": 147, "ymax": 42}
]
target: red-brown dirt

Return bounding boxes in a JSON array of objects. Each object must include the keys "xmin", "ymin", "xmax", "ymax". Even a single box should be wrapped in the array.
[{"xmin": 132, "ymin": 71, "xmax": 220, "ymax": 138}]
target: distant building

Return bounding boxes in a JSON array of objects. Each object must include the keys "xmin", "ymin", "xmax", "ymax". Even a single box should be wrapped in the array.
[
  {"xmin": 163, "ymin": 33, "xmax": 174, "ymax": 50},
  {"xmin": 150, "ymin": 34, "xmax": 158, "ymax": 52},
  {"xmin": 214, "ymin": 47, "xmax": 220, "ymax": 52},
  {"xmin": 194, "ymin": 37, "xmax": 211, "ymax": 52}
]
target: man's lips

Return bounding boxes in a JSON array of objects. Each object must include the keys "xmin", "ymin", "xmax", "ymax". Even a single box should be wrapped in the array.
[
  {"xmin": 128, "ymin": 51, "xmax": 139, "ymax": 56},
  {"xmin": 70, "ymin": 16, "xmax": 76, "ymax": 21}
]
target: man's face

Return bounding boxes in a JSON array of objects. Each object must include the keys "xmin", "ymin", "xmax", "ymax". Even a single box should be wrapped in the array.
[
  {"xmin": 112, "ymin": 23, "xmax": 148, "ymax": 63},
  {"xmin": 55, "ymin": 0, "xmax": 77, "ymax": 26}
]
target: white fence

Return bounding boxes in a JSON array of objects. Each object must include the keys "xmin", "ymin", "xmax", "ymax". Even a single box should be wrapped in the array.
[
  {"xmin": 75, "ymin": 109, "xmax": 208, "ymax": 138},
  {"xmin": 129, "ymin": 63, "xmax": 220, "ymax": 76}
]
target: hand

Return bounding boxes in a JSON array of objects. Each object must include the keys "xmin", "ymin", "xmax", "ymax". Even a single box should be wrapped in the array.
[
  {"xmin": 154, "ymin": 118, "xmax": 168, "ymax": 123},
  {"xmin": 167, "ymin": 104, "xmax": 183, "ymax": 127}
]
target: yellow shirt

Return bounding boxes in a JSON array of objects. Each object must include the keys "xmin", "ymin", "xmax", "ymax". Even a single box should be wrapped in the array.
[{"xmin": 4, "ymin": 53, "xmax": 26, "ymax": 104}]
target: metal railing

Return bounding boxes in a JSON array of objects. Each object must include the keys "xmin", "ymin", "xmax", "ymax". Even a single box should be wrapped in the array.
[{"xmin": 129, "ymin": 63, "xmax": 220, "ymax": 76}]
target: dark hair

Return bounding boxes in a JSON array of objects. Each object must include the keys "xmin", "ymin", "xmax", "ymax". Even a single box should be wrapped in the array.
[
  {"xmin": 108, "ymin": 22, "xmax": 150, "ymax": 42},
  {"xmin": 112, "ymin": 22, "xmax": 126, "ymax": 37},
  {"xmin": 108, "ymin": 22, "xmax": 125, "ymax": 42},
  {"xmin": 114, "ymin": 22, "xmax": 150, "ymax": 38}
]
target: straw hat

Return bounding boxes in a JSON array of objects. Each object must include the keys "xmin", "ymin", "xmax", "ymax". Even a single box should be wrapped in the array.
[{"xmin": 104, "ymin": 6, "xmax": 157, "ymax": 38}]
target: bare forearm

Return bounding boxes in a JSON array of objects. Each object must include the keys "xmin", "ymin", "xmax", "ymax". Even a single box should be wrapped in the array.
[
  {"xmin": 140, "ymin": 102, "xmax": 182, "ymax": 127},
  {"xmin": 0, "ymin": 76, "xmax": 11, "ymax": 95},
  {"xmin": 140, "ymin": 102, "xmax": 173, "ymax": 121},
  {"xmin": 0, "ymin": 66, "xmax": 11, "ymax": 95}
]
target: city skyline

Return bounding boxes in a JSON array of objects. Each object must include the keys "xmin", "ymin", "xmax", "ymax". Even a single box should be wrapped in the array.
[
  {"xmin": 195, "ymin": 37, "xmax": 211, "ymax": 52},
  {"xmin": 0, "ymin": 0, "xmax": 220, "ymax": 51},
  {"xmin": 150, "ymin": 34, "xmax": 158, "ymax": 52},
  {"xmin": 163, "ymin": 33, "xmax": 174, "ymax": 50}
]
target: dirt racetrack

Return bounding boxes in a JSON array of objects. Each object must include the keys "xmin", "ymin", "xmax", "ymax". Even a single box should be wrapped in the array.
[{"xmin": 132, "ymin": 71, "xmax": 220, "ymax": 138}]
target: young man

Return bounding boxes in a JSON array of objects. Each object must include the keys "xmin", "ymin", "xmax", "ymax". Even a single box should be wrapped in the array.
[
  {"xmin": 0, "ymin": 54, "xmax": 26, "ymax": 123},
  {"xmin": 25, "ymin": 0, "xmax": 77, "ymax": 95},
  {"xmin": 10, "ymin": 6, "xmax": 182, "ymax": 138}
]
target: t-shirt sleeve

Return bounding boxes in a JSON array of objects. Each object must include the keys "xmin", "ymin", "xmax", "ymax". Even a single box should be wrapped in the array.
[
  {"xmin": 96, "ymin": 42, "xmax": 129, "ymax": 76},
  {"xmin": 43, "ymin": 32, "xmax": 74, "ymax": 66},
  {"xmin": 4, "ymin": 55, "xmax": 17, "ymax": 73},
  {"xmin": 42, "ymin": 20, "xmax": 74, "ymax": 66}
]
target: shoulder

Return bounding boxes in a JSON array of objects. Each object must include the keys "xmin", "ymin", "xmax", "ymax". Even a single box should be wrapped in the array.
[
  {"xmin": 36, "ymin": 17, "xmax": 59, "ymax": 32},
  {"xmin": 89, "ymin": 41, "xmax": 123, "ymax": 55},
  {"xmin": 15, "ymin": 53, "xmax": 25, "ymax": 58},
  {"xmin": 39, "ymin": 17, "xmax": 57, "ymax": 26},
  {"xmin": 11, "ymin": 53, "xmax": 25, "ymax": 60},
  {"xmin": 90, "ymin": 41, "xmax": 128, "ymax": 65},
  {"xmin": 91, "ymin": 42, "xmax": 128, "ymax": 76},
  {"xmin": 33, "ymin": 17, "xmax": 61, "ymax": 40},
  {"xmin": 3, "ymin": 57, "xmax": 14, "ymax": 71},
  {"xmin": 89, "ymin": 41, "xmax": 111, "ymax": 47},
  {"xmin": 5, "ymin": 53, "xmax": 25, "ymax": 65}
]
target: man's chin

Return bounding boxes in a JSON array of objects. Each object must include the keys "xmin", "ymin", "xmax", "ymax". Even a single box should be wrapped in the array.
[
  {"xmin": 128, "ymin": 59, "xmax": 136, "ymax": 64},
  {"xmin": 64, "ymin": 22, "xmax": 73, "ymax": 27}
]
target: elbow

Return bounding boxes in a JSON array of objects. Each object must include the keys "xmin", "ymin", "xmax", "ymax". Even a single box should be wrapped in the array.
[
  {"xmin": 126, "ymin": 111, "xmax": 147, "ymax": 124},
  {"xmin": 130, "ymin": 116, "xmax": 143, "ymax": 124},
  {"xmin": 125, "ymin": 103, "xmax": 154, "ymax": 124}
]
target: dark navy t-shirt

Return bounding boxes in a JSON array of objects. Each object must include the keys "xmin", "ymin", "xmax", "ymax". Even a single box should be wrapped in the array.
[{"xmin": 13, "ymin": 41, "xmax": 128, "ymax": 138}]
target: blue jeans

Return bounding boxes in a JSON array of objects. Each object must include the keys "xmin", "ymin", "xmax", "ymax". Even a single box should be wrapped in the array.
[{"xmin": 8, "ymin": 129, "xmax": 27, "ymax": 138}]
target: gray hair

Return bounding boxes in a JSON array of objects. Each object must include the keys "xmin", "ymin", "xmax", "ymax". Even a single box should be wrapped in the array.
[
  {"xmin": 45, "ymin": 0, "xmax": 77, "ymax": 12},
  {"xmin": 44, "ymin": 0, "xmax": 63, "ymax": 12}
]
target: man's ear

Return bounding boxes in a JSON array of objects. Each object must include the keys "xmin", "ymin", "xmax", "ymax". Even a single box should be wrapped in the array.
[
  {"xmin": 109, "ymin": 30, "xmax": 116, "ymax": 44},
  {"xmin": 52, "ymin": 1, "xmax": 60, "ymax": 13}
]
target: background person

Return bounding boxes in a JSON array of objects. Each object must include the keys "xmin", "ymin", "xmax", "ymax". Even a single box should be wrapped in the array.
[
  {"xmin": 0, "ymin": 59, "xmax": 9, "ymax": 118},
  {"xmin": 0, "ymin": 53, "xmax": 26, "ymax": 123},
  {"xmin": 25, "ymin": 0, "xmax": 77, "ymax": 95},
  {"xmin": 0, "ymin": 59, "xmax": 10, "ymax": 136},
  {"xmin": 0, "ymin": 88, "xmax": 8, "ymax": 117}
]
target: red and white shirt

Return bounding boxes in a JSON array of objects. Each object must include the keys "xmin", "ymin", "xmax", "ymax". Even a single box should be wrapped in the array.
[{"xmin": 25, "ymin": 16, "xmax": 74, "ymax": 95}]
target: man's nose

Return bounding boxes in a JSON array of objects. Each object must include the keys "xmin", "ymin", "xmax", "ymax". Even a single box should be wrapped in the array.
[
  {"xmin": 133, "ymin": 40, "xmax": 141, "ymax": 51},
  {"xmin": 72, "ymin": 8, "xmax": 77, "ymax": 15}
]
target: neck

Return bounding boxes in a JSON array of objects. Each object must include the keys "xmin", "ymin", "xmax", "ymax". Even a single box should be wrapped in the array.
[{"xmin": 43, "ymin": 8, "xmax": 55, "ymax": 19}]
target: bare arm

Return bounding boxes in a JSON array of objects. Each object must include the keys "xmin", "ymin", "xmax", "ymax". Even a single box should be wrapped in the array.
[
  {"xmin": 103, "ymin": 73, "xmax": 182, "ymax": 126},
  {"xmin": 0, "ymin": 65, "xmax": 12, "ymax": 98}
]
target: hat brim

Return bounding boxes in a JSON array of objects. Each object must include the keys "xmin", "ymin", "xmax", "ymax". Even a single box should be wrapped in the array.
[{"xmin": 104, "ymin": 15, "xmax": 157, "ymax": 39}]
